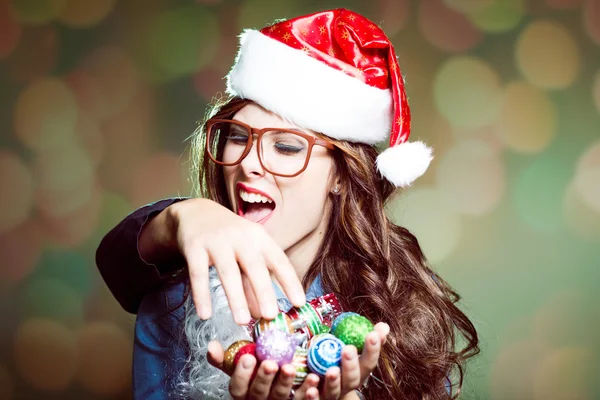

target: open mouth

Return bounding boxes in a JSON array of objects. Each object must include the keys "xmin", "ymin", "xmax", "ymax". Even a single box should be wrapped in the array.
[{"xmin": 236, "ymin": 183, "xmax": 276, "ymax": 224}]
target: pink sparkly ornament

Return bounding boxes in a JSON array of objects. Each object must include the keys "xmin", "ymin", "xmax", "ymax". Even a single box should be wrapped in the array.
[{"xmin": 255, "ymin": 329, "xmax": 297, "ymax": 366}]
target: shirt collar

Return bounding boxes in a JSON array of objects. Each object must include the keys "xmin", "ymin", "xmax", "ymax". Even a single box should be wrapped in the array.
[{"xmin": 272, "ymin": 274, "xmax": 324, "ymax": 312}]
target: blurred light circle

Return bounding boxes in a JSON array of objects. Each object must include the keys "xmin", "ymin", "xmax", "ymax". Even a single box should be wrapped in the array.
[
  {"xmin": 74, "ymin": 114, "xmax": 104, "ymax": 169},
  {"xmin": 58, "ymin": 0, "xmax": 116, "ymax": 27},
  {"xmin": 386, "ymin": 187, "xmax": 463, "ymax": 263},
  {"xmin": 436, "ymin": 140, "xmax": 506, "ymax": 215},
  {"xmin": 533, "ymin": 347, "xmax": 595, "ymax": 400},
  {"xmin": 490, "ymin": 340, "xmax": 545, "ymax": 400},
  {"xmin": 14, "ymin": 77, "xmax": 78, "ymax": 152},
  {"xmin": 193, "ymin": 67, "xmax": 228, "ymax": 102},
  {"xmin": 72, "ymin": 46, "xmax": 140, "ymax": 120},
  {"xmin": 583, "ymin": 0, "xmax": 600, "ymax": 46},
  {"xmin": 546, "ymin": 0, "xmax": 583, "ymax": 9},
  {"xmin": 34, "ymin": 251, "xmax": 92, "ymax": 295},
  {"xmin": 497, "ymin": 82, "xmax": 557, "ymax": 153},
  {"xmin": 39, "ymin": 182, "xmax": 103, "ymax": 248},
  {"xmin": 564, "ymin": 182, "xmax": 600, "ymax": 242},
  {"xmin": 516, "ymin": 20, "xmax": 580, "ymax": 89},
  {"xmin": 443, "ymin": 0, "xmax": 494, "ymax": 14},
  {"xmin": 4, "ymin": 25, "xmax": 58, "ymax": 83},
  {"xmin": 0, "ymin": 151, "xmax": 33, "ymax": 233},
  {"xmin": 434, "ymin": 56, "xmax": 502, "ymax": 128},
  {"xmin": 467, "ymin": 0, "xmax": 525, "ymax": 33},
  {"xmin": 77, "ymin": 322, "xmax": 131, "ymax": 395},
  {"xmin": 33, "ymin": 143, "xmax": 94, "ymax": 218},
  {"xmin": 376, "ymin": 0, "xmax": 410, "ymax": 37},
  {"xmin": 593, "ymin": 70, "xmax": 600, "ymax": 113},
  {"xmin": 138, "ymin": 5, "xmax": 219, "ymax": 81},
  {"xmin": 129, "ymin": 152, "xmax": 190, "ymax": 208},
  {"xmin": 238, "ymin": 0, "xmax": 302, "ymax": 33},
  {"xmin": 96, "ymin": 191, "xmax": 132, "ymax": 238},
  {"xmin": 419, "ymin": 0, "xmax": 483, "ymax": 53},
  {"xmin": 0, "ymin": 221, "xmax": 43, "ymax": 283},
  {"xmin": 532, "ymin": 290, "xmax": 598, "ymax": 349},
  {"xmin": 573, "ymin": 141, "xmax": 600, "ymax": 213},
  {"xmin": 514, "ymin": 155, "xmax": 571, "ymax": 233},
  {"xmin": 14, "ymin": 318, "xmax": 77, "ymax": 391},
  {"xmin": 0, "ymin": 363, "xmax": 13, "ymax": 400},
  {"xmin": 0, "ymin": 0, "xmax": 22, "ymax": 59},
  {"xmin": 20, "ymin": 278, "xmax": 83, "ymax": 328},
  {"xmin": 10, "ymin": 0, "xmax": 66, "ymax": 25}
]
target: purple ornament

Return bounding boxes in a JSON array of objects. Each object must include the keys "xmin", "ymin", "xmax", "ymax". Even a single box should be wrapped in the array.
[{"xmin": 255, "ymin": 329, "xmax": 297, "ymax": 366}]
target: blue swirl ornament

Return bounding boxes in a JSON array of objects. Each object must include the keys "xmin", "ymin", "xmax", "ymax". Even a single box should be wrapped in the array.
[{"xmin": 307, "ymin": 333, "xmax": 344, "ymax": 377}]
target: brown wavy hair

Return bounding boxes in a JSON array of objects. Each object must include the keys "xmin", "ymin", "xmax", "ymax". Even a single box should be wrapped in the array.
[{"xmin": 190, "ymin": 96, "xmax": 480, "ymax": 399}]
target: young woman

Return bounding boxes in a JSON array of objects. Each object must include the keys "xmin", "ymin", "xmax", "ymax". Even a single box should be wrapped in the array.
[{"xmin": 96, "ymin": 8, "xmax": 479, "ymax": 400}]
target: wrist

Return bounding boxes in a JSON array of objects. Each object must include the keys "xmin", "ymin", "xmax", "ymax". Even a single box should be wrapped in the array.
[{"xmin": 138, "ymin": 202, "xmax": 181, "ymax": 266}]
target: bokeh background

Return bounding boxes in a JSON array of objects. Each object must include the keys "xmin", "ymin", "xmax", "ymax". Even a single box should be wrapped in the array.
[{"xmin": 0, "ymin": 0, "xmax": 599, "ymax": 398}]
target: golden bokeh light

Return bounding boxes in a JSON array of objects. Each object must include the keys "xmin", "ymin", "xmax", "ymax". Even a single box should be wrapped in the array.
[
  {"xmin": 0, "ymin": 0, "xmax": 22, "ymax": 59},
  {"xmin": 436, "ymin": 140, "xmax": 506, "ymax": 216},
  {"xmin": 0, "ymin": 221, "xmax": 43, "ymax": 283},
  {"xmin": 564, "ymin": 182, "xmax": 600, "ymax": 242},
  {"xmin": 533, "ymin": 347, "xmax": 595, "ymax": 400},
  {"xmin": 10, "ymin": 0, "xmax": 66, "ymax": 25},
  {"xmin": 76, "ymin": 322, "xmax": 132, "ymax": 396},
  {"xmin": 496, "ymin": 82, "xmax": 558, "ymax": 153},
  {"xmin": 386, "ymin": 187, "xmax": 463, "ymax": 263},
  {"xmin": 73, "ymin": 113, "xmax": 105, "ymax": 169},
  {"xmin": 33, "ymin": 143, "xmax": 94, "ymax": 218},
  {"xmin": 13, "ymin": 318, "xmax": 77, "ymax": 391},
  {"xmin": 14, "ymin": 77, "xmax": 78, "ymax": 152},
  {"xmin": 583, "ymin": 0, "xmax": 600, "ymax": 46},
  {"xmin": 434, "ymin": 56, "xmax": 502, "ymax": 128},
  {"xmin": 489, "ymin": 339, "xmax": 545, "ymax": 400},
  {"xmin": 467, "ymin": 0, "xmax": 525, "ymax": 33},
  {"xmin": 129, "ymin": 152, "xmax": 191, "ymax": 208},
  {"xmin": 573, "ymin": 140, "xmax": 600, "ymax": 213},
  {"xmin": 516, "ymin": 20, "xmax": 580, "ymax": 89},
  {"xmin": 0, "ymin": 151, "xmax": 33, "ymax": 233},
  {"xmin": 376, "ymin": 0, "xmax": 410, "ymax": 37},
  {"xmin": 419, "ymin": 0, "xmax": 483, "ymax": 53},
  {"xmin": 443, "ymin": 0, "xmax": 494, "ymax": 14},
  {"xmin": 58, "ymin": 0, "xmax": 116, "ymax": 28}
]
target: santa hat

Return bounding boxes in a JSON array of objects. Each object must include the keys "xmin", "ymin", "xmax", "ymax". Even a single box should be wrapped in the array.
[{"xmin": 226, "ymin": 8, "xmax": 433, "ymax": 187}]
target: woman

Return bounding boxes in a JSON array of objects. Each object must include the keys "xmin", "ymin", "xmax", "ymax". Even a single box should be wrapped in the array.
[{"xmin": 96, "ymin": 8, "xmax": 479, "ymax": 400}]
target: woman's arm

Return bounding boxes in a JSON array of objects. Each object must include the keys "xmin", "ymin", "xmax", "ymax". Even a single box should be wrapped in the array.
[{"xmin": 95, "ymin": 197, "xmax": 188, "ymax": 314}]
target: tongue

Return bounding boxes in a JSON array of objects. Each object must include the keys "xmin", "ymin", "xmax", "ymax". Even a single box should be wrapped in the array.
[{"xmin": 244, "ymin": 202, "xmax": 274, "ymax": 223}]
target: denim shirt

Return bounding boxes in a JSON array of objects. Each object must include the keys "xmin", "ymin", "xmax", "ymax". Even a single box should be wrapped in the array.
[{"xmin": 132, "ymin": 275, "xmax": 325, "ymax": 399}]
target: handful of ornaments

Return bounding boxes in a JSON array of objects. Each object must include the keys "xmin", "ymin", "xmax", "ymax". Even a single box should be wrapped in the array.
[{"xmin": 223, "ymin": 294, "xmax": 374, "ymax": 387}]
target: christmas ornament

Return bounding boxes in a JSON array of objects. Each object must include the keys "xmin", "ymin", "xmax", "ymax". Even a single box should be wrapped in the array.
[
  {"xmin": 332, "ymin": 315, "xmax": 374, "ymax": 353},
  {"xmin": 253, "ymin": 312, "xmax": 306, "ymax": 337},
  {"xmin": 287, "ymin": 294, "xmax": 342, "ymax": 338},
  {"xmin": 307, "ymin": 334, "xmax": 344, "ymax": 377},
  {"xmin": 291, "ymin": 347, "xmax": 309, "ymax": 387},
  {"xmin": 255, "ymin": 329, "xmax": 297, "ymax": 366},
  {"xmin": 224, "ymin": 340, "xmax": 253, "ymax": 375},
  {"xmin": 330, "ymin": 312, "xmax": 360, "ymax": 334}
]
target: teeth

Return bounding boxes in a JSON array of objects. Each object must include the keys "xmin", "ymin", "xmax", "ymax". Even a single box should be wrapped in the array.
[{"xmin": 240, "ymin": 188, "xmax": 273, "ymax": 204}]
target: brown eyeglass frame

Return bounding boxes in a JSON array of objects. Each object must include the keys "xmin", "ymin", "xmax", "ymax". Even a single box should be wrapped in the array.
[{"xmin": 205, "ymin": 118, "xmax": 336, "ymax": 178}]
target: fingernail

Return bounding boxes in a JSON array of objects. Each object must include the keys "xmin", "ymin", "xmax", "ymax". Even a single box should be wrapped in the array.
[
  {"xmin": 242, "ymin": 355, "xmax": 253, "ymax": 369},
  {"xmin": 197, "ymin": 305, "xmax": 209, "ymax": 319},
  {"xmin": 235, "ymin": 308, "xmax": 250, "ymax": 323},
  {"xmin": 370, "ymin": 335, "xmax": 379, "ymax": 345}
]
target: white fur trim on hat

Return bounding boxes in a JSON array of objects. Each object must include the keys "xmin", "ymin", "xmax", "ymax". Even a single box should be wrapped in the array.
[
  {"xmin": 226, "ymin": 29, "xmax": 392, "ymax": 144},
  {"xmin": 376, "ymin": 141, "xmax": 433, "ymax": 187}
]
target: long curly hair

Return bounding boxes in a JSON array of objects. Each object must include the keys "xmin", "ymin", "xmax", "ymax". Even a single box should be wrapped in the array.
[{"xmin": 188, "ymin": 96, "xmax": 480, "ymax": 399}]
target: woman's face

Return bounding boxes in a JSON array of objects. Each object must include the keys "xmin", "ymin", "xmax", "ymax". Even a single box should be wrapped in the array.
[{"xmin": 222, "ymin": 103, "xmax": 336, "ymax": 254}]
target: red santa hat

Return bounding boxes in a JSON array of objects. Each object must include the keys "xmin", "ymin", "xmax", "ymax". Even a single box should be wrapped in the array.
[{"xmin": 226, "ymin": 8, "xmax": 433, "ymax": 187}]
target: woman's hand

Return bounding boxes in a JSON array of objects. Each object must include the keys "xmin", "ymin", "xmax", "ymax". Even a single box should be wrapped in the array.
[
  {"xmin": 207, "ymin": 340, "xmax": 321, "ymax": 399},
  {"xmin": 140, "ymin": 198, "xmax": 306, "ymax": 324},
  {"xmin": 207, "ymin": 322, "xmax": 389, "ymax": 400}
]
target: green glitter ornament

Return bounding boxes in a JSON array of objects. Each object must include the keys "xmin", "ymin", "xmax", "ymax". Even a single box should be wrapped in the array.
[{"xmin": 332, "ymin": 315, "xmax": 374, "ymax": 353}]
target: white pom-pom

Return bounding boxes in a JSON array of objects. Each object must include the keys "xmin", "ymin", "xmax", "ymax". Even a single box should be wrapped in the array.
[{"xmin": 376, "ymin": 141, "xmax": 433, "ymax": 187}]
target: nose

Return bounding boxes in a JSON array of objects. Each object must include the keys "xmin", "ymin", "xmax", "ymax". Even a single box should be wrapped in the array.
[{"xmin": 239, "ymin": 136, "xmax": 265, "ymax": 177}]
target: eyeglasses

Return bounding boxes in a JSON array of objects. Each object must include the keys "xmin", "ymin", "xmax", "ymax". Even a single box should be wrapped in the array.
[{"xmin": 205, "ymin": 119, "xmax": 335, "ymax": 177}]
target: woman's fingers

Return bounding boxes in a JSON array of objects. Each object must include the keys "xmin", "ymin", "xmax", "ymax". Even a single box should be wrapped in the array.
[
  {"xmin": 206, "ymin": 340, "xmax": 225, "ymax": 372},
  {"xmin": 294, "ymin": 373, "xmax": 320, "ymax": 400},
  {"xmin": 229, "ymin": 354, "xmax": 257, "ymax": 400},
  {"xmin": 374, "ymin": 322, "xmax": 390, "ymax": 345},
  {"xmin": 268, "ymin": 363, "xmax": 296, "ymax": 400},
  {"xmin": 358, "ymin": 330, "xmax": 384, "ymax": 383},
  {"xmin": 247, "ymin": 360, "xmax": 279, "ymax": 399},
  {"xmin": 209, "ymin": 243, "xmax": 251, "ymax": 325},
  {"xmin": 242, "ymin": 274, "xmax": 262, "ymax": 320},
  {"xmin": 321, "ymin": 367, "xmax": 341, "ymax": 399},
  {"xmin": 340, "ymin": 345, "xmax": 361, "ymax": 393},
  {"xmin": 185, "ymin": 247, "xmax": 212, "ymax": 319}
]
